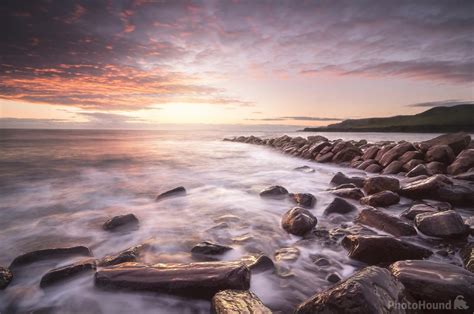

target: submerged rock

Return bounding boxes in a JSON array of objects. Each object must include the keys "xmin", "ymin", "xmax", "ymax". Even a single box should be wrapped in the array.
[
  {"xmin": 363, "ymin": 176, "xmax": 400, "ymax": 195},
  {"xmin": 415, "ymin": 210, "xmax": 469, "ymax": 238},
  {"xmin": 191, "ymin": 241, "xmax": 232, "ymax": 256},
  {"xmin": 10, "ymin": 246, "xmax": 92, "ymax": 268},
  {"xmin": 331, "ymin": 188, "xmax": 364, "ymax": 200},
  {"xmin": 360, "ymin": 190, "xmax": 400, "ymax": 207},
  {"xmin": 281, "ymin": 207, "xmax": 317, "ymax": 236},
  {"xmin": 259, "ymin": 185, "xmax": 288, "ymax": 199},
  {"xmin": 293, "ymin": 165, "xmax": 315, "ymax": 173},
  {"xmin": 103, "ymin": 213, "xmax": 139, "ymax": 231},
  {"xmin": 323, "ymin": 197, "xmax": 357, "ymax": 215},
  {"xmin": 212, "ymin": 290, "xmax": 272, "ymax": 314},
  {"xmin": 155, "ymin": 186, "xmax": 187, "ymax": 201},
  {"xmin": 461, "ymin": 243, "xmax": 474, "ymax": 273},
  {"xmin": 289, "ymin": 193, "xmax": 316, "ymax": 208},
  {"xmin": 40, "ymin": 259, "xmax": 97, "ymax": 288},
  {"xmin": 355, "ymin": 207, "xmax": 416, "ymax": 236},
  {"xmin": 241, "ymin": 254, "xmax": 274, "ymax": 273},
  {"xmin": 330, "ymin": 172, "xmax": 365, "ymax": 188},
  {"xmin": 274, "ymin": 247, "xmax": 300, "ymax": 262},
  {"xmin": 0, "ymin": 266, "xmax": 12, "ymax": 289},
  {"xmin": 98, "ymin": 244, "xmax": 145, "ymax": 267}
]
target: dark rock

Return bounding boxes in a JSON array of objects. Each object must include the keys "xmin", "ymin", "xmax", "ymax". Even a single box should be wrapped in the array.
[
  {"xmin": 365, "ymin": 163, "xmax": 383, "ymax": 173},
  {"xmin": 98, "ymin": 244, "xmax": 145, "ymax": 267},
  {"xmin": 281, "ymin": 207, "xmax": 317, "ymax": 236},
  {"xmin": 398, "ymin": 150, "xmax": 424, "ymax": 164},
  {"xmin": 330, "ymin": 183, "xmax": 357, "ymax": 190},
  {"xmin": 342, "ymin": 235, "xmax": 432, "ymax": 265},
  {"xmin": 323, "ymin": 197, "xmax": 357, "ymax": 215},
  {"xmin": 10, "ymin": 246, "xmax": 92, "ymax": 268},
  {"xmin": 212, "ymin": 290, "xmax": 271, "ymax": 314},
  {"xmin": 326, "ymin": 273, "xmax": 341, "ymax": 283},
  {"xmin": 95, "ymin": 261, "xmax": 251, "ymax": 299},
  {"xmin": 402, "ymin": 159, "xmax": 424, "ymax": 172},
  {"xmin": 374, "ymin": 143, "xmax": 396, "ymax": 162},
  {"xmin": 389, "ymin": 260, "xmax": 474, "ymax": 307},
  {"xmin": 379, "ymin": 142, "xmax": 415, "ymax": 167},
  {"xmin": 103, "ymin": 213, "xmax": 139, "ymax": 231},
  {"xmin": 362, "ymin": 146, "xmax": 380, "ymax": 160},
  {"xmin": 331, "ymin": 188, "xmax": 364, "ymax": 200},
  {"xmin": 155, "ymin": 186, "xmax": 187, "ymax": 201},
  {"xmin": 355, "ymin": 207, "xmax": 416, "ymax": 236},
  {"xmin": 295, "ymin": 266, "xmax": 410, "ymax": 314},
  {"xmin": 406, "ymin": 164, "xmax": 428, "ymax": 177},
  {"xmin": 461, "ymin": 243, "xmax": 474, "ymax": 273},
  {"xmin": 330, "ymin": 172, "xmax": 365, "ymax": 187},
  {"xmin": 309, "ymin": 141, "xmax": 332, "ymax": 156},
  {"xmin": 400, "ymin": 204, "xmax": 438, "ymax": 220},
  {"xmin": 259, "ymin": 185, "xmax": 288, "ymax": 199},
  {"xmin": 40, "ymin": 259, "xmax": 97, "ymax": 288},
  {"xmin": 357, "ymin": 159, "xmax": 377, "ymax": 170},
  {"xmin": 274, "ymin": 247, "xmax": 300, "ymax": 262},
  {"xmin": 289, "ymin": 193, "xmax": 316, "ymax": 208},
  {"xmin": 425, "ymin": 145, "xmax": 455, "ymax": 164},
  {"xmin": 191, "ymin": 241, "xmax": 232, "ymax": 256},
  {"xmin": 0, "ymin": 266, "xmax": 12, "ymax": 289},
  {"xmin": 415, "ymin": 210, "xmax": 469, "ymax": 238},
  {"xmin": 242, "ymin": 254, "xmax": 274, "ymax": 273},
  {"xmin": 307, "ymin": 135, "xmax": 328, "ymax": 142},
  {"xmin": 448, "ymin": 149, "xmax": 474, "ymax": 175},
  {"xmin": 312, "ymin": 257, "xmax": 330, "ymax": 267},
  {"xmin": 293, "ymin": 165, "xmax": 315, "ymax": 173},
  {"xmin": 360, "ymin": 190, "xmax": 400, "ymax": 207},
  {"xmin": 316, "ymin": 152, "xmax": 334, "ymax": 162},
  {"xmin": 333, "ymin": 146, "xmax": 362, "ymax": 163},
  {"xmin": 381, "ymin": 160, "xmax": 404, "ymax": 175},
  {"xmin": 426, "ymin": 161, "xmax": 446, "ymax": 175},
  {"xmin": 419, "ymin": 132, "xmax": 471, "ymax": 155},
  {"xmin": 454, "ymin": 170, "xmax": 474, "ymax": 181},
  {"xmin": 363, "ymin": 176, "xmax": 400, "ymax": 195}
]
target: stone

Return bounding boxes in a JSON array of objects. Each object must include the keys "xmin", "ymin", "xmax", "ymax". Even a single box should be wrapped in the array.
[
  {"xmin": 295, "ymin": 266, "xmax": 410, "ymax": 314},
  {"xmin": 402, "ymin": 159, "xmax": 424, "ymax": 172},
  {"xmin": 381, "ymin": 160, "xmax": 404, "ymax": 175},
  {"xmin": 307, "ymin": 135, "xmax": 328, "ymax": 142},
  {"xmin": 342, "ymin": 235, "xmax": 432, "ymax": 265},
  {"xmin": 98, "ymin": 245, "xmax": 145, "ymax": 267},
  {"xmin": 355, "ymin": 207, "xmax": 417, "ymax": 236},
  {"xmin": 293, "ymin": 165, "xmax": 315, "ymax": 173},
  {"xmin": 10, "ymin": 246, "xmax": 92, "ymax": 268},
  {"xmin": 363, "ymin": 176, "xmax": 400, "ymax": 195},
  {"xmin": 426, "ymin": 161, "xmax": 446, "ymax": 175},
  {"xmin": 419, "ymin": 132, "xmax": 471, "ymax": 155},
  {"xmin": 274, "ymin": 247, "xmax": 300, "ymax": 262},
  {"xmin": 259, "ymin": 185, "xmax": 288, "ymax": 199},
  {"xmin": 375, "ymin": 143, "xmax": 396, "ymax": 162},
  {"xmin": 448, "ymin": 149, "xmax": 474, "ymax": 175},
  {"xmin": 326, "ymin": 273, "xmax": 341, "ymax": 283},
  {"xmin": 241, "ymin": 254, "xmax": 274, "ymax": 273},
  {"xmin": 40, "ymin": 259, "xmax": 97, "ymax": 288},
  {"xmin": 330, "ymin": 172, "xmax": 365, "ymax": 187},
  {"xmin": 425, "ymin": 145, "xmax": 455, "ymax": 164},
  {"xmin": 191, "ymin": 241, "xmax": 232, "ymax": 256},
  {"xmin": 400, "ymin": 204, "xmax": 438, "ymax": 220},
  {"xmin": 398, "ymin": 150, "xmax": 424, "ymax": 164},
  {"xmin": 406, "ymin": 164, "xmax": 428, "ymax": 177},
  {"xmin": 155, "ymin": 186, "xmax": 187, "ymax": 201},
  {"xmin": 365, "ymin": 164, "xmax": 383, "ymax": 173},
  {"xmin": 0, "ymin": 266, "xmax": 12, "ymax": 289},
  {"xmin": 379, "ymin": 142, "xmax": 415, "ymax": 167},
  {"xmin": 103, "ymin": 213, "xmax": 139, "ymax": 231},
  {"xmin": 330, "ymin": 183, "xmax": 357, "ymax": 190},
  {"xmin": 362, "ymin": 146, "xmax": 380, "ymax": 160},
  {"xmin": 360, "ymin": 191, "xmax": 400, "ymax": 207},
  {"xmin": 461, "ymin": 243, "xmax": 474, "ymax": 273},
  {"xmin": 323, "ymin": 197, "xmax": 357, "ymax": 215},
  {"xmin": 316, "ymin": 152, "xmax": 334, "ymax": 162},
  {"xmin": 95, "ymin": 261, "xmax": 250, "ymax": 299},
  {"xmin": 415, "ymin": 210, "xmax": 469, "ymax": 238},
  {"xmin": 333, "ymin": 146, "xmax": 362, "ymax": 163},
  {"xmin": 212, "ymin": 290, "xmax": 272, "ymax": 314},
  {"xmin": 331, "ymin": 188, "xmax": 364, "ymax": 200},
  {"xmin": 454, "ymin": 170, "xmax": 474, "ymax": 181},
  {"xmin": 289, "ymin": 193, "xmax": 317, "ymax": 208},
  {"xmin": 281, "ymin": 207, "xmax": 317, "ymax": 236},
  {"xmin": 357, "ymin": 159, "xmax": 377, "ymax": 170}
]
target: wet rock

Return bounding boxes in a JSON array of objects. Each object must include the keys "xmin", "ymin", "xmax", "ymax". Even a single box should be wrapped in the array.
[
  {"xmin": 98, "ymin": 244, "xmax": 144, "ymax": 267},
  {"xmin": 10, "ymin": 246, "xmax": 92, "ymax": 268},
  {"xmin": 362, "ymin": 146, "xmax": 380, "ymax": 160},
  {"xmin": 419, "ymin": 132, "xmax": 471, "ymax": 155},
  {"xmin": 363, "ymin": 176, "xmax": 400, "ymax": 195},
  {"xmin": 355, "ymin": 207, "xmax": 416, "ymax": 237},
  {"xmin": 360, "ymin": 190, "xmax": 400, "ymax": 207},
  {"xmin": 103, "ymin": 213, "xmax": 139, "ymax": 231},
  {"xmin": 365, "ymin": 163, "xmax": 383, "ymax": 173},
  {"xmin": 342, "ymin": 235, "xmax": 432, "ymax": 265},
  {"xmin": 289, "ymin": 193, "xmax": 316, "ymax": 208},
  {"xmin": 326, "ymin": 273, "xmax": 341, "ymax": 283},
  {"xmin": 295, "ymin": 266, "xmax": 410, "ymax": 314},
  {"xmin": 357, "ymin": 159, "xmax": 377, "ymax": 170},
  {"xmin": 379, "ymin": 142, "xmax": 415, "ymax": 167},
  {"xmin": 191, "ymin": 241, "xmax": 232, "ymax": 256},
  {"xmin": 95, "ymin": 261, "xmax": 250, "ymax": 299},
  {"xmin": 415, "ymin": 210, "xmax": 469, "ymax": 238},
  {"xmin": 281, "ymin": 207, "xmax": 317, "ymax": 236},
  {"xmin": 40, "ymin": 259, "xmax": 97, "ymax": 288},
  {"xmin": 330, "ymin": 172, "xmax": 365, "ymax": 188},
  {"xmin": 389, "ymin": 260, "xmax": 474, "ymax": 306},
  {"xmin": 448, "ymin": 149, "xmax": 474, "ymax": 175},
  {"xmin": 274, "ymin": 247, "xmax": 300, "ymax": 262},
  {"xmin": 0, "ymin": 266, "xmax": 12, "ymax": 289},
  {"xmin": 155, "ymin": 186, "xmax": 187, "ymax": 201},
  {"xmin": 212, "ymin": 290, "xmax": 271, "ymax": 314},
  {"xmin": 426, "ymin": 161, "xmax": 446, "ymax": 175},
  {"xmin": 402, "ymin": 159, "xmax": 424, "ymax": 172},
  {"xmin": 406, "ymin": 164, "xmax": 428, "ymax": 177},
  {"xmin": 315, "ymin": 152, "xmax": 334, "ymax": 162},
  {"xmin": 425, "ymin": 144, "xmax": 455, "ymax": 164},
  {"xmin": 375, "ymin": 143, "xmax": 396, "ymax": 162},
  {"xmin": 454, "ymin": 170, "xmax": 474, "ymax": 181},
  {"xmin": 461, "ymin": 243, "xmax": 474, "ymax": 273},
  {"xmin": 331, "ymin": 188, "xmax": 364, "ymax": 200},
  {"xmin": 466, "ymin": 216, "xmax": 474, "ymax": 236},
  {"xmin": 241, "ymin": 254, "xmax": 274, "ymax": 273},
  {"xmin": 323, "ymin": 197, "xmax": 357, "ymax": 215},
  {"xmin": 333, "ymin": 146, "xmax": 362, "ymax": 163},
  {"xmin": 330, "ymin": 183, "xmax": 357, "ymax": 190},
  {"xmin": 307, "ymin": 135, "xmax": 328, "ymax": 142},
  {"xmin": 259, "ymin": 185, "xmax": 288, "ymax": 199},
  {"xmin": 293, "ymin": 165, "xmax": 315, "ymax": 173},
  {"xmin": 381, "ymin": 160, "xmax": 404, "ymax": 175},
  {"xmin": 312, "ymin": 257, "xmax": 330, "ymax": 267},
  {"xmin": 400, "ymin": 204, "xmax": 438, "ymax": 220},
  {"xmin": 398, "ymin": 150, "xmax": 424, "ymax": 164}
]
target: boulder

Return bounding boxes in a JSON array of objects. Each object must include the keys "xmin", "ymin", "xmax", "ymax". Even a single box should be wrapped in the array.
[
  {"xmin": 307, "ymin": 135, "xmax": 328, "ymax": 142},
  {"xmin": 316, "ymin": 152, "xmax": 334, "ymax": 163},
  {"xmin": 381, "ymin": 160, "xmax": 404, "ymax": 175},
  {"xmin": 155, "ymin": 186, "xmax": 187, "ymax": 201},
  {"xmin": 98, "ymin": 244, "xmax": 145, "ymax": 267},
  {"xmin": 331, "ymin": 188, "xmax": 364, "ymax": 200},
  {"xmin": 323, "ymin": 197, "xmax": 357, "ymax": 215},
  {"xmin": 447, "ymin": 149, "xmax": 474, "ymax": 175},
  {"xmin": 40, "ymin": 259, "xmax": 97, "ymax": 288},
  {"xmin": 406, "ymin": 164, "xmax": 428, "ymax": 177},
  {"xmin": 415, "ymin": 210, "xmax": 469, "ymax": 238},
  {"xmin": 309, "ymin": 141, "xmax": 332, "ymax": 156},
  {"xmin": 281, "ymin": 207, "xmax": 317, "ymax": 236},
  {"xmin": 212, "ymin": 290, "xmax": 272, "ymax": 314},
  {"xmin": 400, "ymin": 204, "xmax": 438, "ymax": 220},
  {"xmin": 342, "ymin": 235, "xmax": 432, "ymax": 265},
  {"xmin": 241, "ymin": 254, "xmax": 274, "ymax": 273},
  {"xmin": 379, "ymin": 142, "xmax": 415, "ymax": 167},
  {"xmin": 289, "ymin": 193, "xmax": 317, "ymax": 208},
  {"xmin": 398, "ymin": 150, "xmax": 424, "ymax": 164},
  {"xmin": 191, "ymin": 241, "xmax": 232, "ymax": 256},
  {"xmin": 95, "ymin": 261, "xmax": 251, "ymax": 299},
  {"xmin": 362, "ymin": 146, "xmax": 380, "ymax": 160},
  {"xmin": 0, "ymin": 266, "xmax": 12, "ymax": 289},
  {"xmin": 259, "ymin": 185, "xmax": 288, "ymax": 199},
  {"xmin": 293, "ymin": 165, "xmax": 315, "ymax": 173},
  {"xmin": 357, "ymin": 159, "xmax": 377, "ymax": 170},
  {"xmin": 419, "ymin": 132, "xmax": 471, "ymax": 155},
  {"xmin": 295, "ymin": 266, "xmax": 410, "ymax": 314},
  {"xmin": 426, "ymin": 161, "xmax": 446, "ymax": 175},
  {"xmin": 333, "ymin": 147, "xmax": 362, "ymax": 163},
  {"xmin": 402, "ymin": 159, "xmax": 424, "ymax": 172},
  {"xmin": 10, "ymin": 246, "xmax": 92, "ymax": 268},
  {"xmin": 360, "ymin": 191, "xmax": 400, "ymax": 207},
  {"xmin": 355, "ymin": 207, "xmax": 417, "ymax": 236},
  {"xmin": 365, "ymin": 164, "xmax": 383, "ymax": 173},
  {"xmin": 375, "ymin": 143, "xmax": 396, "ymax": 162},
  {"xmin": 330, "ymin": 183, "xmax": 357, "ymax": 190},
  {"xmin": 454, "ymin": 170, "xmax": 474, "ymax": 181},
  {"xmin": 363, "ymin": 176, "xmax": 400, "ymax": 195},
  {"xmin": 103, "ymin": 213, "xmax": 139, "ymax": 231},
  {"xmin": 330, "ymin": 172, "xmax": 365, "ymax": 187},
  {"xmin": 425, "ymin": 145, "xmax": 455, "ymax": 164}
]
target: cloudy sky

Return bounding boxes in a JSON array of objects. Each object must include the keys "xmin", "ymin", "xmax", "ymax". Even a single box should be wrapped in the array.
[{"xmin": 0, "ymin": 0, "xmax": 473, "ymax": 128}]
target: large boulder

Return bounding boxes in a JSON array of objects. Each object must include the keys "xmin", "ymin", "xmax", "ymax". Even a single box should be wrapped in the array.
[
  {"xmin": 155, "ymin": 186, "xmax": 187, "ymax": 201},
  {"xmin": 10, "ymin": 246, "xmax": 92, "ymax": 268},
  {"xmin": 398, "ymin": 150, "xmax": 424, "ymax": 164},
  {"xmin": 447, "ymin": 149, "xmax": 474, "ymax": 175},
  {"xmin": 419, "ymin": 132, "xmax": 471, "ymax": 155},
  {"xmin": 323, "ymin": 197, "xmax": 357, "ymax": 215},
  {"xmin": 379, "ymin": 142, "xmax": 415, "ymax": 167},
  {"xmin": 406, "ymin": 164, "xmax": 428, "ymax": 177},
  {"xmin": 0, "ymin": 266, "xmax": 12, "ymax": 289},
  {"xmin": 330, "ymin": 172, "xmax": 365, "ymax": 187},
  {"xmin": 362, "ymin": 146, "xmax": 380, "ymax": 160},
  {"xmin": 360, "ymin": 191, "xmax": 400, "ymax": 207},
  {"xmin": 355, "ymin": 207, "xmax": 416, "ymax": 236},
  {"xmin": 425, "ymin": 145, "xmax": 455, "ymax": 164},
  {"xmin": 295, "ymin": 266, "xmax": 410, "ymax": 314},
  {"xmin": 95, "ymin": 261, "xmax": 251, "ymax": 299},
  {"xmin": 400, "ymin": 204, "xmax": 438, "ymax": 220},
  {"xmin": 333, "ymin": 146, "xmax": 362, "ymax": 163},
  {"xmin": 212, "ymin": 290, "xmax": 272, "ymax": 314},
  {"xmin": 289, "ymin": 193, "xmax": 316, "ymax": 208},
  {"xmin": 426, "ymin": 161, "xmax": 446, "ymax": 175},
  {"xmin": 342, "ymin": 235, "xmax": 432, "ymax": 265},
  {"xmin": 40, "ymin": 259, "xmax": 97, "ymax": 288},
  {"xmin": 415, "ymin": 210, "xmax": 469, "ymax": 238},
  {"xmin": 363, "ymin": 176, "xmax": 400, "ymax": 195},
  {"xmin": 281, "ymin": 207, "xmax": 317, "ymax": 236},
  {"xmin": 259, "ymin": 185, "xmax": 288, "ymax": 199},
  {"xmin": 382, "ymin": 160, "xmax": 404, "ymax": 175},
  {"xmin": 103, "ymin": 213, "xmax": 139, "ymax": 231}
]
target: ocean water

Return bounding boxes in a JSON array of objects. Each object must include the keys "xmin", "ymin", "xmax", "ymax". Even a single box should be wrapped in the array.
[{"xmin": 0, "ymin": 129, "xmax": 470, "ymax": 313}]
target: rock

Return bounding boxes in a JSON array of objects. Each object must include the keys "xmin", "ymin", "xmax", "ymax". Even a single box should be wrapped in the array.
[
  {"xmin": 331, "ymin": 188, "xmax": 364, "ymax": 200},
  {"xmin": 40, "ymin": 259, "xmax": 97, "ymax": 288},
  {"xmin": 362, "ymin": 146, "xmax": 380, "ymax": 160},
  {"xmin": 400, "ymin": 204, "xmax": 438, "ymax": 220},
  {"xmin": 155, "ymin": 186, "xmax": 187, "ymax": 201},
  {"xmin": 326, "ymin": 273, "xmax": 341, "ymax": 283},
  {"xmin": 425, "ymin": 145, "xmax": 455, "ymax": 164},
  {"xmin": 448, "ymin": 149, "xmax": 474, "ymax": 175},
  {"xmin": 333, "ymin": 146, "xmax": 362, "ymax": 163},
  {"xmin": 312, "ymin": 257, "xmax": 330, "ymax": 267},
  {"xmin": 103, "ymin": 213, "xmax": 139, "ymax": 231},
  {"xmin": 289, "ymin": 193, "xmax": 316, "ymax": 208},
  {"xmin": 402, "ymin": 159, "xmax": 424, "ymax": 172},
  {"xmin": 274, "ymin": 247, "xmax": 300, "ymax": 262},
  {"xmin": 241, "ymin": 254, "xmax": 274, "ymax": 273},
  {"xmin": 309, "ymin": 141, "xmax": 332, "ymax": 156},
  {"xmin": 415, "ymin": 210, "xmax": 469, "ymax": 238},
  {"xmin": 281, "ymin": 207, "xmax": 317, "ymax": 236},
  {"xmin": 360, "ymin": 191, "xmax": 400, "ymax": 207},
  {"xmin": 315, "ymin": 152, "xmax": 334, "ymax": 162},
  {"xmin": 389, "ymin": 260, "xmax": 474, "ymax": 306},
  {"xmin": 191, "ymin": 241, "xmax": 232, "ymax": 256},
  {"xmin": 293, "ymin": 165, "xmax": 315, "ymax": 173},
  {"xmin": 375, "ymin": 143, "xmax": 396, "ymax": 162},
  {"xmin": 0, "ymin": 266, "xmax": 12, "ymax": 289},
  {"xmin": 355, "ymin": 207, "xmax": 417, "ymax": 236},
  {"xmin": 406, "ymin": 164, "xmax": 428, "ymax": 177},
  {"xmin": 98, "ymin": 245, "xmax": 145, "ymax": 267},
  {"xmin": 342, "ymin": 235, "xmax": 432, "ymax": 265},
  {"xmin": 259, "ymin": 185, "xmax": 288, "ymax": 199},
  {"xmin": 323, "ymin": 197, "xmax": 357, "ymax": 215},
  {"xmin": 330, "ymin": 183, "xmax": 357, "ymax": 190},
  {"xmin": 466, "ymin": 216, "xmax": 474, "ymax": 236},
  {"xmin": 95, "ymin": 261, "xmax": 250, "ymax": 299},
  {"xmin": 398, "ymin": 150, "xmax": 424, "ymax": 164},
  {"xmin": 357, "ymin": 159, "xmax": 377, "ymax": 170},
  {"xmin": 461, "ymin": 243, "xmax": 474, "ymax": 273},
  {"xmin": 10, "ymin": 246, "xmax": 92, "ymax": 268},
  {"xmin": 330, "ymin": 172, "xmax": 365, "ymax": 187},
  {"xmin": 363, "ymin": 176, "xmax": 400, "ymax": 195},
  {"xmin": 454, "ymin": 170, "xmax": 474, "ymax": 181},
  {"xmin": 365, "ymin": 164, "xmax": 383, "ymax": 173},
  {"xmin": 381, "ymin": 160, "xmax": 404, "ymax": 175},
  {"xmin": 426, "ymin": 161, "xmax": 446, "ymax": 175},
  {"xmin": 419, "ymin": 132, "xmax": 471, "ymax": 155},
  {"xmin": 379, "ymin": 142, "xmax": 415, "ymax": 167},
  {"xmin": 307, "ymin": 135, "xmax": 328, "ymax": 142},
  {"xmin": 295, "ymin": 266, "xmax": 410, "ymax": 314},
  {"xmin": 212, "ymin": 290, "xmax": 271, "ymax": 314}
]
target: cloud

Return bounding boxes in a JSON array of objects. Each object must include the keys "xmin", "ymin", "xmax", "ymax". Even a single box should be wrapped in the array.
[
  {"xmin": 247, "ymin": 116, "xmax": 342, "ymax": 122},
  {"xmin": 407, "ymin": 99, "xmax": 474, "ymax": 108}
]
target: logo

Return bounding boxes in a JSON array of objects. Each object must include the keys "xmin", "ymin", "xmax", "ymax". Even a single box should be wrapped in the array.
[
  {"xmin": 388, "ymin": 295, "xmax": 470, "ymax": 311},
  {"xmin": 454, "ymin": 295, "xmax": 469, "ymax": 310}
]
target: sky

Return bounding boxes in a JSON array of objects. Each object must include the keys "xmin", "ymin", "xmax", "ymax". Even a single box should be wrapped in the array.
[{"xmin": 0, "ymin": 0, "xmax": 473, "ymax": 129}]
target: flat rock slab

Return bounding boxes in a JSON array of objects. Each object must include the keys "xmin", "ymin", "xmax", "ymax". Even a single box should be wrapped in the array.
[
  {"xmin": 98, "ymin": 244, "xmax": 145, "ymax": 267},
  {"xmin": 95, "ymin": 261, "xmax": 250, "ymax": 299},
  {"xmin": 10, "ymin": 246, "xmax": 92, "ymax": 268},
  {"xmin": 296, "ymin": 266, "xmax": 409, "ymax": 314},
  {"xmin": 360, "ymin": 190, "xmax": 400, "ymax": 207},
  {"xmin": 40, "ymin": 259, "xmax": 97, "ymax": 288},
  {"xmin": 191, "ymin": 241, "xmax": 232, "ymax": 256},
  {"xmin": 212, "ymin": 290, "xmax": 272, "ymax": 314},
  {"xmin": 103, "ymin": 213, "xmax": 139, "ymax": 231},
  {"xmin": 363, "ymin": 176, "xmax": 400, "ymax": 195},
  {"xmin": 0, "ymin": 266, "xmax": 13, "ymax": 289},
  {"xmin": 155, "ymin": 186, "xmax": 187, "ymax": 201},
  {"xmin": 355, "ymin": 207, "xmax": 416, "ymax": 237}
]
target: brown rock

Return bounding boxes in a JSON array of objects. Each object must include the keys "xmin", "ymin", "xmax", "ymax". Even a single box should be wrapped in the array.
[
  {"xmin": 415, "ymin": 210, "xmax": 469, "ymax": 238},
  {"xmin": 212, "ymin": 290, "xmax": 271, "ymax": 314},
  {"xmin": 10, "ymin": 246, "xmax": 92, "ymax": 268},
  {"xmin": 191, "ymin": 242, "xmax": 232, "ymax": 256},
  {"xmin": 400, "ymin": 204, "xmax": 438, "ymax": 220},
  {"xmin": 333, "ymin": 146, "xmax": 362, "ymax": 163},
  {"xmin": 357, "ymin": 159, "xmax": 377, "ymax": 170},
  {"xmin": 406, "ymin": 164, "xmax": 428, "ymax": 177},
  {"xmin": 330, "ymin": 172, "xmax": 365, "ymax": 187},
  {"xmin": 0, "ymin": 266, "xmax": 12, "ymax": 289},
  {"xmin": 379, "ymin": 142, "xmax": 415, "ymax": 167},
  {"xmin": 363, "ymin": 176, "xmax": 400, "ymax": 195},
  {"xmin": 98, "ymin": 244, "xmax": 146, "ymax": 267},
  {"xmin": 419, "ymin": 132, "xmax": 471, "ymax": 155},
  {"xmin": 281, "ymin": 207, "xmax": 317, "ymax": 236},
  {"xmin": 398, "ymin": 150, "xmax": 424, "ymax": 164},
  {"xmin": 362, "ymin": 146, "xmax": 380, "ymax": 160},
  {"xmin": 447, "ymin": 149, "xmax": 474, "ymax": 175},
  {"xmin": 316, "ymin": 152, "xmax": 334, "ymax": 162},
  {"xmin": 382, "ymin": 160, "xmax": 404, "ymax": 175},
  {"xmin": 259, "ymin": 185, "xmax": 288, "ymax": 199},
  {"xmin": 324, "ymin": 197, "xmax": 357, "ymax": 215},
  {"xmin": 40, "ymin": 259, "xmax": 97, "ymax": 288},
  {"xmin": 365, "ymin": 164, "xmax": 383, "ymax": 173},
  {"xmin": 375, "ymin": 143, "xmax": 396, "ymax": 162},
  {"xmin": 331, "ymin": 188, "xmax": 364, "ymax": 200},
  {"xmin": 103, "ymin": 214, "xmax": 139, "ymax": 231},
  {"xmin": 360, "ymin": 191, "xmax": 400, "ymax": 207},
  {"xmin": 425, "ymin": 145, "xmax": 455, "ymax": 164},
  {"xmin": 355, "ymin": 207, "xmax": 416, "ymax": 236},
  {"xmin": 289, "ymin": 193, "xmax": 317, "ymax": 208},
  {"xmin": 402, "ymin": 159, "xmax": 424, "ymax": 172}
]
